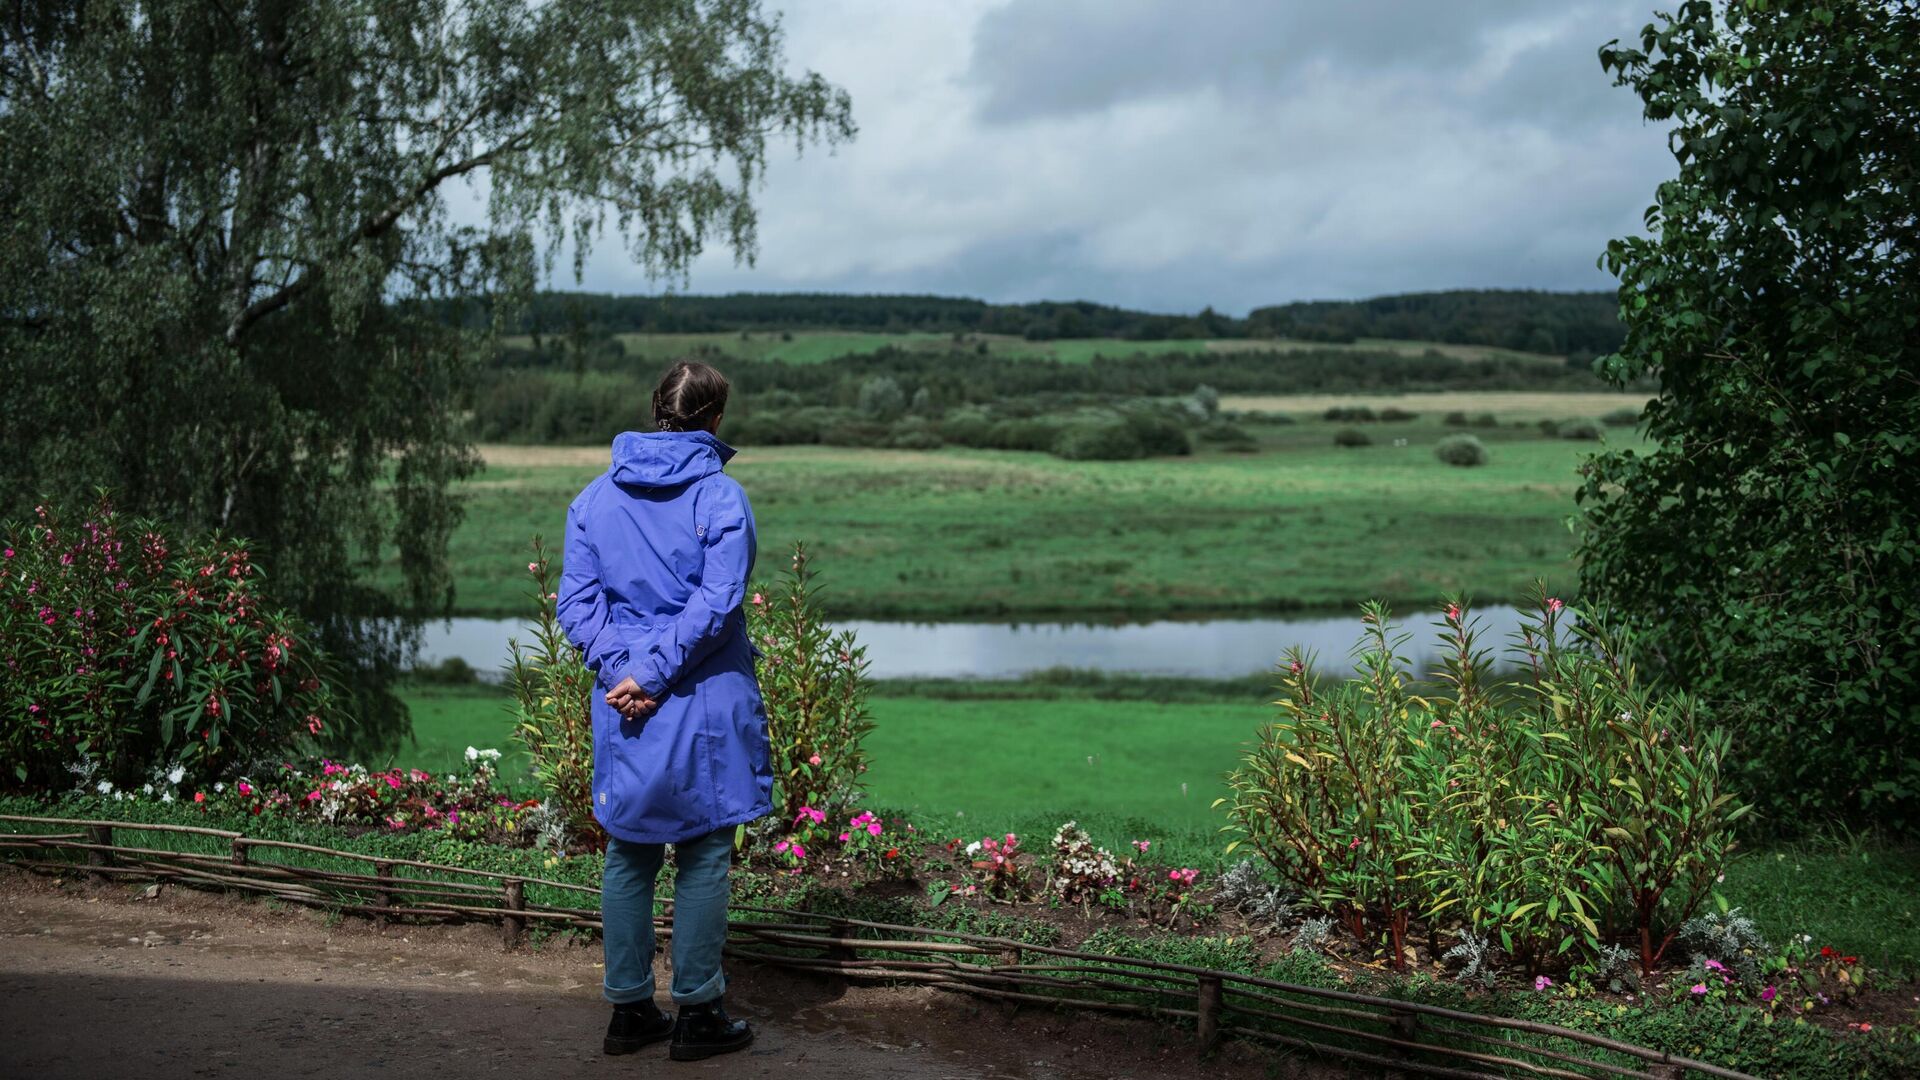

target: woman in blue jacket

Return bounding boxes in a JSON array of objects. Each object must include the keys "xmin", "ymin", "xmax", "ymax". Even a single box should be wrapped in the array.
[{"xmin": 557, "ymin": 361, "xmax": 771, "ymax": 1061}]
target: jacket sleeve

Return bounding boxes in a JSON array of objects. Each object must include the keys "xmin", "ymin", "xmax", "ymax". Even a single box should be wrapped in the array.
[
  {"xmin": 556, "ymin": 498, "xmax": 631, "ymax": 694},
  {"xmin": 627, "ymin": 478, "xmax": 756, "ymax": 698}
]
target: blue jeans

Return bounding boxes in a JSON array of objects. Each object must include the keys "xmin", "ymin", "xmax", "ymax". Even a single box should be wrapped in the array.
[{"xmin": 601, "ymin": 828, "xmax": 734, "ymax": 1006}]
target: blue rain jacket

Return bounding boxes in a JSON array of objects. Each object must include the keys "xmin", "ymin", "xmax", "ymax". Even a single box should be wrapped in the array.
[{"xmin": 556, "ymin": 430, "xmax": 774, "ymax": 844}]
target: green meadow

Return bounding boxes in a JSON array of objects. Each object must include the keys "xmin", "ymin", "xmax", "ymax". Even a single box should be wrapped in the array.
[{"xmin": 435, "ymin": 414, "xmax": 1620, "ymax": 620}]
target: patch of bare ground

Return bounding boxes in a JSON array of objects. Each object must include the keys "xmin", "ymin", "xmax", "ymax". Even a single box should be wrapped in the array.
[{"xmin": 0, "ymin": 868, "xmax": 1347, "ymax": 1080}]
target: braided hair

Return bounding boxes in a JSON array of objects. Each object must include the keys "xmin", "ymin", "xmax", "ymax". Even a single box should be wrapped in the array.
[{"xmin": 651, "ymin": 361, "xmax": 730, "ymax": 433}]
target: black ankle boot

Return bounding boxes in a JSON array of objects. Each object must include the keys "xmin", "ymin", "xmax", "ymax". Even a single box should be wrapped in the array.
[
  {"xmin": 669, "ymin": 998, "xmax": 754, "ymax": 1061},
  {"xmin": 604, "ymin": 1000, "xmax": 675, "ymax": 1055}
]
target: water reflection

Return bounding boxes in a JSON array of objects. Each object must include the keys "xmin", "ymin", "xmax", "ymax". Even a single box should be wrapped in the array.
[{"xmin": 419, "ymin": 606, "xmax": 1547, "ymax": 682}]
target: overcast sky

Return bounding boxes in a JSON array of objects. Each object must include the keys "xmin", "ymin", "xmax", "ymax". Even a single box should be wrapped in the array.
[{"xmin": 544, "ymin": 1, "xmax": 1676, "ymax": 315}]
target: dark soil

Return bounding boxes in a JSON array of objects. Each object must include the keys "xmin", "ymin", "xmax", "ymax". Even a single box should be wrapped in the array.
[{"xmin": 0, "ymin": 867, "xmax": 1349, "ymax": 1080}]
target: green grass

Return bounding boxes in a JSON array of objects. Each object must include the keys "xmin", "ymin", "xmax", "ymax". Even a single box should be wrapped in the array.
[
  {"xmin": 395, "ymin": 683, "xmax": 525, "ymax": 778},
  {"xmin": 433, "ymin": 415, "xmax": 1617, "ymax": 619},
  {"xmin": 1720, "ymin": 835, "xmax": 1920, "ymax": 980},
  {"xmin": 497, "ymin": 329, "xmax": 1561, "ymax": 366}
]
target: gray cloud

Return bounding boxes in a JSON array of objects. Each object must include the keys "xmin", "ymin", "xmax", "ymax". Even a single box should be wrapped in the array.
[{"xmin": 549, "ymin": 0, "xmax": 1676, "ymax": 314}]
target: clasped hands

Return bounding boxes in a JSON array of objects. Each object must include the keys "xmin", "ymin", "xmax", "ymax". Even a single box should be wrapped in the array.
[{"xmin": 606, "ymin": 676, "xmax": 658, "ymax": 720}]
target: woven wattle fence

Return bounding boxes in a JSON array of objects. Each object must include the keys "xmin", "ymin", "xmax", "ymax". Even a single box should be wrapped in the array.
[{"xmin": 0, "ymin": 813, "xmax": 1753, "ymax": 1080}]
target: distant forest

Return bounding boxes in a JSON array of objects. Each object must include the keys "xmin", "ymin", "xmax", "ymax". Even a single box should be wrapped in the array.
[{"xmin": 484, "ymin": 288, "xmax": 1624, "ymax": 357}]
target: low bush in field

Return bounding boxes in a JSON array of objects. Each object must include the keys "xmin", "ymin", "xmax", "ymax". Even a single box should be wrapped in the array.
[
  {"xmin": 1332, "ymin": 427, "xmax": 1372, "ymax": 447},
  {"xmin": 1324, "ymin": 405, "xmax": 1377, "ymax": 422},
  {"xmin": 1219, "ymin": 589, "xmax": 1747, "ymax": 978},
  {"xmin": 1559, "ymin": 418, "xmax": 1605, "ymax": 440},
  {"xmin": 1053, "ymin": 419, "xmax": 1142, "ymax": 460},
  {"xmin": 1378, "ymin": 407, "xmax": 1418, "ymax": 422},
  {"xmin": 1196, "ymin": 422, "xmax": 1257, "ymax": 451},
  {"xmin": 1601, "ymin": 406, "xmax": 1642, "ymax": 427},
  {"xmin": 1433, "ymin": 434, "xmax": 1489, "ymax": 467},
  {"xmin": 1, "ymin": 498, "xmax": 341, "ymax": 794}
]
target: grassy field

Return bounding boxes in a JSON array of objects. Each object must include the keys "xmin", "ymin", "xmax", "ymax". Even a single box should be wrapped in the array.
[
  {"xmin": 431, "ymin": 413, "xmax": 1624, "ymax": 619},
  {"xmin": 399, "ymin": 681, "xmax": 1920, "ymax": 977},
  {"xmin": 498, "ymin": 329, "xmax": 1563, "ymax": 366}
]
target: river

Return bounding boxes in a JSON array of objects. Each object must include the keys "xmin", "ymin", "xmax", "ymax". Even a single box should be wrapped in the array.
[{"xmin": 418, "ymin": 606, "xmax": 1548, "ymax": 681}]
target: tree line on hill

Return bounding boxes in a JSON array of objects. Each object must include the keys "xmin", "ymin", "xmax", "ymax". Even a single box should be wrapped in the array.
[{"xmin": 474, "ymin": 287, "xmax": 1624, "ymax": 356}]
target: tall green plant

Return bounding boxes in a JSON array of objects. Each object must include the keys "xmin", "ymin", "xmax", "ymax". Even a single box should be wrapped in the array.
[
  {"xmin": 747, "ymin": 543, "xmax": 874, "ymax": 825},
  {"xmin": 1218, "ymin": 603, "xmax": 1435, "ymax": 969},
  {"xmin": 1222, "ymin": 589, "xmax": 1747, "ymax": 977},
  {"xmin": 506, "ymin": 539, "xmax": 603, "ymax": 848}
]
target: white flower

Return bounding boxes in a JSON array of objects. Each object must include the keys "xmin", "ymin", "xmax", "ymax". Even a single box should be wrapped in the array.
[
  {"xmin": 166, "ymin": 765, "xmax": 185, "ymax": 785},
  {"xmin": 465, "ymin": 746, "xmax": 479, "ymax": 762},
  {"xmin": 96, "ymin": 780, "xmax": 113, "ymax": 794},
  {"xmin": 478, "ymin": 748, "xmax": 501, "ymax": 761},
  {"xmin": 160, "ymin": 791, "xmax": 173, "ymax": 803},
  {"xmin": 142, "ymin": 783, "xmax": 154, "ymax": 795},
  {"xmin": 965, "ymin": 841, "xmax": 982, "ymax": 856},
  {"xmin": 213, "ymin": 782, "xmax": 224, "ymax": 793}
]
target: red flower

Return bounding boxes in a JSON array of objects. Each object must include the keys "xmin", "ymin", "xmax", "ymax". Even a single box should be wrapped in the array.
[
  {"xmin": 884, "ymin": 848, "xmax": 899, "ymax": 860},
  {"xmin": 193, "ymin": 792, "xmax": 205, "ymax": 804},
  {"xmin": 1841, "ymin": 956, "xmax": 1858, "ymax": 965},
  {"xmin": 1820, "ymin": 946, "xmax": 1836, "ymax": 958}
]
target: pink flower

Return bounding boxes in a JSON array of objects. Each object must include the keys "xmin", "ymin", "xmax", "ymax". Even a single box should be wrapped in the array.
[
  {"xmin": 527, "ymin": 562, "xmax": 539, "ymax": 573},
  {"xmin": 1703, "ymin": 959, "xmax": 1727, "ymax": 972},
  {"xmin": 1534, "ymin": 976, "xmax": 1553, "ymax": 991},
  {"xmin": 1760, "ymin": 986, "xmax": 1777, "ymax": 1003},
  {"xmin": 808, "ymin": 754, "xmax": 822, "ymax": 766},
  {"xmin": 2, "ymin": 548, "xmax": 12, "ymax": 558},
  {"xmin": 304, "ymin": 790, "xmax": 321, "ymax": 802},
  {"xmin": 839, "ymin": 832, "xmax": 851, "ymax": 842},
  {"xmin": 868, "ymin": 822, "xmax": 883, "ymax": 836},
  {"xmin": 773, "ymin": 841, "xmax": 790, "ymax": 855},
  {"xmin": 1348, "ymin": 837, "xmax": 1361, "ymax": 850},
  {"xmin": 1132, "ymin": 840, "xmax": 1150, "ymax": 853},
  {"xmin": 237, "ymin": 781, "xmax": 253, "ymax": 796},
  {"xmin": 789, "ymin": 843, "xmax": 806, "ymax": 859},
  {"xmin": 1446, "ymin": 603, "xmax": 1462, "ymax": 621},
  {"xmin": 751, "ymin": 592, "xmax": 766, "ymax": 607},
  {"xmin": 1689, "ymin": 984, "xmax": 1707, "ymax": 996},
  {"xmin": 1546, "ymin": 597, "xmax": 1564, "ymax": 614}
]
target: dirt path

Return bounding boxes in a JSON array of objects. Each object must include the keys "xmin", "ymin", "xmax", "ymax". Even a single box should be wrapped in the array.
[{"xmin": 0, "ymin": 869, "xmax": 1341, "ymax": 1079}]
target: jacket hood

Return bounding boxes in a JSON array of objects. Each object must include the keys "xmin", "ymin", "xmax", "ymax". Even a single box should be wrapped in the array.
[{"xmin": 608, "ymin": 430, "xmax": 736, "ymax": 488}]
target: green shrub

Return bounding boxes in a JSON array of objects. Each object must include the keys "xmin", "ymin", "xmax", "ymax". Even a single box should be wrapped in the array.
[
  {"xmin": 1433, "ymin": 434, "xmax": 1489, "ymax": 467},
  {"xmin": 887, "ymin": 417, "xmax": 944, "ymax": 450},
  {"xmin": 1196, "ymin": 423, "xmax": 1257, "ymax": 451},
  {"xmin": 409, "ymin": 656, "xmax": 481, "ymax": 685},
  {"xmin": 747, "ymin": 544, "xmax": 874, "ymax": 827},
  {"xmin": 1324, "ymin": 405, "xmax": 1378, "ymax": 422},
  {"xmin": 1219, "ymin": 591, "xmax": 1748, "ymax": 976},
  {"xmin": 985, "ymin": 417, "xmax": 1064, "ymax": 453},
  {"xmin": 936, "ymin": 407, "xmax": 995, "ymax": 448},
  {"xmin": 1052, "ymin": 419, "xmax": 1145, "ymax": 461},
  {"xmin": 506, "ymin": 540, "xmax": 602, "ymax": 847},
  {"xmin": 1472, "ymin": 413, "xmax": 1500, "ymax": 428},
  {"xmin": 1443, "ymin": 410, "xmax": 1471, "ymax": 426},
  {"xmin": 728, "ymin": 410, "xmax": 824, "ymax": 445},
  {"xmin": 1536, "ymin": 418, "xmax": 1561, "ymax": 437},
  {"xmin": 1117, "ymin": 409, "xmax": 1192, "ymax": 457},
  {"xmin": 1332, "ymin": 427, "xmax": 1372, "ymax": 447},
  {"xmin": 818, "ymin": 419, "xmax": 893, "ymax": 447},
  {"xmin": 857, "ymin": 375, "xmax": 906, "ymax": 421},
  {"xmin": 1558, "ymin": 419, "xmax": 1604, "ymax": 441},
  {"xmin": 1601, "ymin": 406, "xmax": 1642, "ymax": 427},
  {"xmin": 0, "ymin": 498, "xmax": 342, "ymax": 793},
  {"xmin": 1378, "ymin": 407, "xmax": 1418, "ymax": 422}
]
